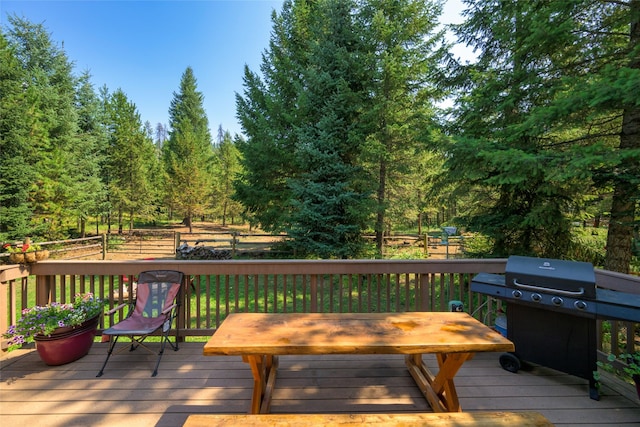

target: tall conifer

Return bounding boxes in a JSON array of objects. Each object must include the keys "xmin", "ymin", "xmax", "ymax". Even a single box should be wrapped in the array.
[
  {"xmin": 0, "ymin": 33, "xmax": 33, "ymax": 240},
  {"xmin": 164, "ymin": 67, "xmax": 213, "ymax": 232}
]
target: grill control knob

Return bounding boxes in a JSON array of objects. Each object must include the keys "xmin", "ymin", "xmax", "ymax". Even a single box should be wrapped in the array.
[
  {"xmin": 512, "ymin": 290, "xmax": 522, "ymax": 299},
  {"xmin": 574, "ymin": 300, "xmax": 587, "ymax": 310},
  {"xmin": 551, "ymin": 296, "xmax": 563, "ymax": 306},
  {"xmin": 531, "ymin": 293, "xmax": 542, "ymax": 303}
]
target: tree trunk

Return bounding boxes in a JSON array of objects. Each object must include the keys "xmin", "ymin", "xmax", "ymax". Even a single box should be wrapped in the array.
[
  {"xmin": 604, "ymin": 101, "xmax": 639, "ymax": 273},
  {"xmin": 223, "ymin": 200, "xmax": 228, "ymax": 226},
  {"xmin": 604, "ymin": 185, "xmax": 635, "ymax": 273},
  {"xmin": 604, "ymin": 5, "xmax": 640, "ymax": 274},
  {"xmin": 184, "ymin": 214, "xmax": 193, "ymax": 233},
  {"xmin": 375, "ymin": 159, "xmax": 387, "ymax": 256}
]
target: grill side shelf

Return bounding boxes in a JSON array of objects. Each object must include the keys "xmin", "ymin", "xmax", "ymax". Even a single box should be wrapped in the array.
[{"xmin": 596, "ymin": 288, "xmax": 640, "ymax": 322}]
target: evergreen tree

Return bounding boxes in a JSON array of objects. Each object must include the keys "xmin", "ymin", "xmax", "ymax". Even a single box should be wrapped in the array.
[
  {"xmin": 235, "ymin": 0, "xmax": 314, "ymax": 232},
  {"xmin": 236, "ymin": 0, "xmax": 449, "ymax": 257},
  {"xmin": 72, "ymin": 71, "xmax": 106, "ymax": 237},
  {"xmin": 105, "ymin": 89, "xmax": 156, "ymax": 233},
  {"xmin": 285, "ymin": 0, "xmax": 372, "ymax": 258},
  {"xmin": 4, "ymin": 15, "xmax": 79, "ymax": 239},
  {"xmin": 359, "ymin": 0, "xmax": 447, "ymax": 255},
  {"xmin": 211, "ymin": 130, "xmax": 243, "ymax": 226},
  {"xmin": 436, "ymin": 2, "xmax": 595, "ymax": 259},
  {"xmin": 96, "ymin": 85, "xmax": 115, "ymax": 233},
  {"xmin": 163, "ymin": 67, "xmax": 213, "ymax": 232},
  {"xmin": 443, "ymin": 0, "xmax": 639, "ymax": 270},
  {"xmin": 594, "ymin": 1, "xmax": 640, "ymax": 273},
  {"xmin": 0, "ymin": 33, "xmax": 34, "ymax": 240},
  {"xmin": 155, "ymin": 123, "xmax": 168, "ymax": 148}
]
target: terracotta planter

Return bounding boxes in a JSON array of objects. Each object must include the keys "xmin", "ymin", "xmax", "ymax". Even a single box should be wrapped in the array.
[
  {"xmin": 9, "ymin": 253, "xmax": 25, "ymax": 263},
  {"xmin": 24, "ymin": 252, "xmax": 37, "ymax": 263},
  {"xmin": 34, "ymin": 315, "xmax": 100, "ymax": 366},
  {"xmin": 8, "ymin": 251, "xmax": 45, "ymax": 263}
]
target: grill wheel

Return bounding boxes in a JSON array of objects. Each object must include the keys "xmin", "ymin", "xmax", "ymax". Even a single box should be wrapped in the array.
[{"xmin": 499, "ymin": 353, "xmax": 521, "ymax": 373}]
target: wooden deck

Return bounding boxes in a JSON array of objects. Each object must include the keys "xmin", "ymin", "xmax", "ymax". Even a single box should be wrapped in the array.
[{"xmin": 1, "ymin": 342, "xmax": 639, "ymax": 426}]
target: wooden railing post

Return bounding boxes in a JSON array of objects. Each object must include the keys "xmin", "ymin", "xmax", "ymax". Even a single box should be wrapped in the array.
[
  {"xmin": 175, "ymin": 275, "xmax": 188, "ymax": 343},
  {"xmin": 101, "ymin": 234, "xmax": 107, "ymax": 260},
  {"xmin": 310, "ymin": 275, "xmax": 318, "ymax": 313},
  {"xmin": 35, "ymin": 274, "xmax": 54, "ymax": 306}
]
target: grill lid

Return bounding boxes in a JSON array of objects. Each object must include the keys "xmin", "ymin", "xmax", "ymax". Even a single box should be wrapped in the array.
[{"xmin": 505, "ymin": 256, "xmax": 596, "ymax": 299}]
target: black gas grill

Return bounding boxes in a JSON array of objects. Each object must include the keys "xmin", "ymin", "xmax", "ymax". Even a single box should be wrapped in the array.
[{"xmin": 471, "ymin": 255, "xmax": 640, "ymax": 400}]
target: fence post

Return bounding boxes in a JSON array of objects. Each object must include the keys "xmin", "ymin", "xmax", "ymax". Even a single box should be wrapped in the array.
[
  {"xmin": 232, "ymin": 232, "xmax": 237, "ymax": 257},
  {"xmin": 424, "ymin": 234, "xmax": 428, "ymax": 256},
  {"xmin": 101, "ymin": 234, "xmax": 107, "ymax": 260},
  {"xmin": 175, "ymin": 232, "xmax": 181, "ymax": 252}
]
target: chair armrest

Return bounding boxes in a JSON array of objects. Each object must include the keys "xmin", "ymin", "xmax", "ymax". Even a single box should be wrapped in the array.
[
  {"xmin": 161, "ymin": 303, "xmax": 178, "ymax": 315},
  {"xmin": 106, "ymin": 302, "xmax": 128, "ymax": 316}
]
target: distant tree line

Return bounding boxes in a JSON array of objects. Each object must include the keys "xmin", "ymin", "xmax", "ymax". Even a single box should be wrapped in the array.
[
  {"xmin": 1, "ymin": 1, "xmax": 638, "ymax": 272},
  {"xmin": 0, "ymin": 15, "xmax": 242, "ymax": 241}
]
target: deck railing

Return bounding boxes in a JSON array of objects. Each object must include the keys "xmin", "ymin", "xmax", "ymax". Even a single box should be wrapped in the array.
[{"xmin": 1, "ymin": 259, "xmax": 638, "ymax": 360}]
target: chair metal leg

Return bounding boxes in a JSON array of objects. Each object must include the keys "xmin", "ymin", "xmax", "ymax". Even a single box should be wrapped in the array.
[
  {"xmin": 96, "ymin": 335, "xmax": 120, "ymax": 377},
  {"xmin": 151, "ymin": 330, "xmax": 179, "ymax": 377}
]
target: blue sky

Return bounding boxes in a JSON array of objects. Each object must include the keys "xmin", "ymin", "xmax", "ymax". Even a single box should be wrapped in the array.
[{"xmin": 1, "ymin": 0, "xmax": 468, "ymax": 138}]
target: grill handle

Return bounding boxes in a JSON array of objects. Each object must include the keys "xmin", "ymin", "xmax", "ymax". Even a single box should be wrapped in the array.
[{"xmin": 512, "ymin": 279, "xmax": 585, "ymax": 296}]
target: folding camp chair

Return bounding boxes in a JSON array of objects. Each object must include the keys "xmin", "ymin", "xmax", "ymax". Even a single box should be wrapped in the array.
[{"xmin": 97, "ymin": 270, "xmax": 185, "ymax": 377}]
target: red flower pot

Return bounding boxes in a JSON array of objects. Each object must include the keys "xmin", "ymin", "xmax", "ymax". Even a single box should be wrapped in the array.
[{"xmin": 34, "ymin": 316, "xmax": 100, "ymax": 366}]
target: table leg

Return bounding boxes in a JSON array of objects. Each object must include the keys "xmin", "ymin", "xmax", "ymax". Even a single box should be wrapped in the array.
[
  {"xmin": 242, "ymin": 355, "xmax": 279, "ymax": 414},
  {"xmin": 405, "ymin": 353, "xmax": 473, "ymax": 412}
]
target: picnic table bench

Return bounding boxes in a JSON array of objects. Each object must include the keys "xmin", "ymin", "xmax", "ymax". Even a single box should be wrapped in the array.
[{"xmin": 183, "ymin": 411, "xmax": 554, "ymax": 426}]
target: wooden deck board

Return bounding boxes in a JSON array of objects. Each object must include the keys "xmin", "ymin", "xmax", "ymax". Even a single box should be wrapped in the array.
[{"xmin": 1, "ymin": 342, "xmax": 639, "ymax": 426}]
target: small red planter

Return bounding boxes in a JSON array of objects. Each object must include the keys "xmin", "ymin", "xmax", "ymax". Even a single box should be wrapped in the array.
[{"xmin": 34, "ymin": 316, "xmax": 100, "ymax": 366}]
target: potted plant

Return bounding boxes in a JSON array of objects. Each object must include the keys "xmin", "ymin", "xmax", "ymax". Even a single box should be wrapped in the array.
[
  {"xmin": 603, "ymin": 352, "xmax": 640, "ymax": 400},
  {"xmin": 2, "ymin": 238, "xmax": 49, "ymax": 263},
  {"xmin": 3, "ymin": 293, "xmax": 105, "ymax": 365}
]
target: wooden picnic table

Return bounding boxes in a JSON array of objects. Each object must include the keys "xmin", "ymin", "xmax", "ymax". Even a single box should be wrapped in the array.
[{"xmin": 202, "ymin": 312, "xmax": 514, "ymax": 414}]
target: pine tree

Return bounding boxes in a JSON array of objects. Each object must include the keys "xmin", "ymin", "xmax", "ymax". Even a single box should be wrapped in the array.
[
  {"xmin": 285, "ymin": 0, "xmax": 372, "ymax": 258},
  {"xmin": 72, "ymin": 71, "xmax": 106, "ymax": 237},
  {"xmin": 598, "ymin": 1, "xmax": 640, "ymax": 273},
  {"xmin": 163, "ymin": 67, "xmax": 213, "ymax": 232},
  {"xmin": 235, "ymin": 0, "xmax": 448, "ymax": 257},
  {"xmin": 211, "ymin": 130, "xmax": 243, "ymax": 226},
  {"xmin": 440, "ymin": 0, "xmax": 640, "ymax": 270},
  {"xmin": 235, "ymin": 0, "xmax": 314, "ymax": 232},
  {"xmin": 105, "ymin": 89, "xmax": 156, "ymax": 233},
  {"xmin": 0, "ymin": 33, "xmax": 34, "ymax": 240},
  {"xmin": 4, "ymin": 15, "xmax": 79, "ymax": 239},
  {"xmin": 359, "ymin": 0, "xmax": 447, "ymax": 255}
]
